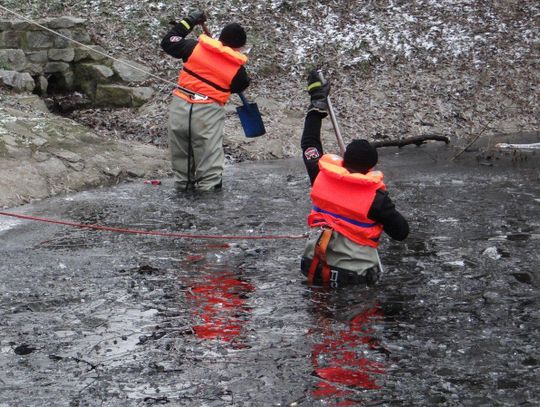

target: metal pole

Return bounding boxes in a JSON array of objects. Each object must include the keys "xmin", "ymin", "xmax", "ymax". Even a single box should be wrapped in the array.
[
  {"xmin": 375, "ymin": 249, "xmax": 384, "ymax": 275},
  {"xmin": 201, "ymin": 22, "xmax": 212, "ymax": 37},
  {"xmin": 317, "ymin": 70, "xmax": 346, "ymax": 156}
]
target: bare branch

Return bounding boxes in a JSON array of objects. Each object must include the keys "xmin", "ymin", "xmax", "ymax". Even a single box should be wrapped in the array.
[{"xmin": 372, "ymin": 135, "xmax": 450, "ymax": 148}]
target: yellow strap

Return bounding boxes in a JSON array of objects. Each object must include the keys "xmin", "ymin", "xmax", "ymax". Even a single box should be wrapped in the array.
[
  {"xmin": 307, "ymin": 81, "xmax": 322, "ymax": 91},
  {"xmin": 315, "ymin": 228, "xmax": 332, "ymax": 262},
  {"xmin": 181, "ymin": 20, "xmax": 191, "ymax": 30}
]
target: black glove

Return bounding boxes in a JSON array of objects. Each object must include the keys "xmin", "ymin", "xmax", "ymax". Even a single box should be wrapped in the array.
[
  {"xmin": 307, "ymin": 69, "xmax": 330, "ymax": 116},
  {"xmin": 186, "ymin": 11, "xmax": 207, "ymax": 27}
]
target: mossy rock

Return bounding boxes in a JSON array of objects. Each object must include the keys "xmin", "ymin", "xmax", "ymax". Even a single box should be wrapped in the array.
[{"xmin": 95, "ymin": 84, "xmax": 153, "ymax": 107}]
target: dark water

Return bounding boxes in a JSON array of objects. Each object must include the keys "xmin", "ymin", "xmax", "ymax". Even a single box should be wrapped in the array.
[{"xmin": 0, "ymin": 145, "xmax": 538, "ymax": 406}]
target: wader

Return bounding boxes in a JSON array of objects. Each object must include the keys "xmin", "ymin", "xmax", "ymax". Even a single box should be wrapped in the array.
[
  {"xmin": 301, "ymin": 228, "xmax": 380, "ymax": 287},
  {"xmin": 168, "ymin": 96, "xmax": 225, "ymax": 191}
]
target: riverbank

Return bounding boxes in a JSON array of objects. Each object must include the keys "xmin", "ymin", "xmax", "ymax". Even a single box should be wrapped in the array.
[{"xmin": 1, "ymin": 89, "xmax": 538, "ymax": 209}]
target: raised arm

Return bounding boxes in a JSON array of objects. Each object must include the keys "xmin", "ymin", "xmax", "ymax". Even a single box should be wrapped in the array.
[
  {"xmin": 301, "ymin": 70, "xmax": 330, "ymax": 185},
  {"xmin": 160, "ymin": 11, "xmax": 206, "ymax": 60}
]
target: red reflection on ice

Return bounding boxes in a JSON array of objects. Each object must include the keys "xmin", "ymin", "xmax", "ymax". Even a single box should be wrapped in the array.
[
  {"xmin": 311, "ymin": 303, "xmax": 385, "ymax": 402},
  {"xmin": 188, "ymin": 273, "xmax": 254, "ymax": 343}
]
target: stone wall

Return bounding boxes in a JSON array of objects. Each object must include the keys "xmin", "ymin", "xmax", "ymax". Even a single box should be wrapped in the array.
[{"xmin": 0, "ymin": 16, "xmax": 153, "ymax": 107}]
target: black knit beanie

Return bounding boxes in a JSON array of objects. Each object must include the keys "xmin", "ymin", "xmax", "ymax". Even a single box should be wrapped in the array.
[
  {"xmin": 219, "ymin": 23, "xmax": 247, "ymax": 48},
  {"xmin": 343, "ymin": 139, "xmax": 378, "ymax": 173}
]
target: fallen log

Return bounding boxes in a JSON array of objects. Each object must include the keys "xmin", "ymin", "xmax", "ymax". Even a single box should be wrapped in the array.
[{"xmin": 372, "ymin": 135, "xmax": 450, "ymax": 148}]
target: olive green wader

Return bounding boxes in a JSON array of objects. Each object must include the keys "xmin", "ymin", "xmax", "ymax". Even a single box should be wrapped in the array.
[
  {"xmin": 168, "ymin": 96, "xmax": 225, "ymax": 191},
  {"xmin": 301, "ymin": 229, "xmax": 380, "ymax": 286}
]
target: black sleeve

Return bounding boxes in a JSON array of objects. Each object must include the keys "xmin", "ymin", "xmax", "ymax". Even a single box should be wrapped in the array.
[
  {"xmin": 160, "ymin": 22, "xmax": 198, "ymax": 61},
  {"xmin": 230, "ymin": 66, "xmax": 250, "ymax": 94},
  {"xmin": 301, "ymin": 111, "xmax": 326, "ymax": 185},
  {"xmin": 368, "ymin": 189, "xmax": 409, "ymax": 241}
]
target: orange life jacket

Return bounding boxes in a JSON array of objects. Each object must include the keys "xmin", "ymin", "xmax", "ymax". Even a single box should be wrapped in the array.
[
  {"xmin": 173, "ymin": 34, "xmax": 247, "ymax": 105},
  {"xmin": 308, "ymin": 154, "xmax": 385, "ymax": 248}
]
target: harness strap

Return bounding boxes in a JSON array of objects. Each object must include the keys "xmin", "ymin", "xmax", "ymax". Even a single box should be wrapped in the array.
[
  {"xmin": 307, "ymin": 228, "xmax": 333, "ymax": 285},
  {"xmin": 182, "ymin": 67, "xmax": 231, "ymax": 93}
]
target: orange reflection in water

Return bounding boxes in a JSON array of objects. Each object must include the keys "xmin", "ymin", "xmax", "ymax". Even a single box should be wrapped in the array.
[
  {"xmin": 188, "ymin": 272, "xmax": 255, "ymax": 343},
  {"xmin": 310, "ymin": 301, "xmax": 386, "ymax": 404}
]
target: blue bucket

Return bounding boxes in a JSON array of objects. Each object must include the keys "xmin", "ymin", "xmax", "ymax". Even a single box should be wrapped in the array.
[{"xmin": 236, "ymin": 93, "xmax": 266, "ymax": 138}]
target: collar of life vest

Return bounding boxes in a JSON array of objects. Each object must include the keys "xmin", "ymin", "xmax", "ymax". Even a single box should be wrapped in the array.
[
  {"xmin": 318, "ymin": 154, "xmax": 384, "ymax": 186},
  {"xmin": 198, "ymin": 34, "xmax": 248, "ymax": 65}
]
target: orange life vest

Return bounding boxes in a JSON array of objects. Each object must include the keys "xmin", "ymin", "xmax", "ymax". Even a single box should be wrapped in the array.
[
  {"xmin": 173, "ymin": 34, "xmax": 247, "ymax": 105},
  {"xmin": 308, "ymin": 154, "xmax": 385, "ymax": 248}
]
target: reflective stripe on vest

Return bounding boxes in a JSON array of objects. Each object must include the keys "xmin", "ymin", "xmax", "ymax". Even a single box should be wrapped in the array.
[
  {"xmin": 174, "ymin": 34, "xmax": 247, "ymax": 105},
  {"xmin": 308, "ymin": 154, "xmax": 385, "ymax": 248}
]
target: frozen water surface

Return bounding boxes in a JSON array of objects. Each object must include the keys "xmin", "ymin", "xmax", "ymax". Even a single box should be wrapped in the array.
[{"xmin": 0, "ymin": 145, "xmax": 538, "ymax": 406}]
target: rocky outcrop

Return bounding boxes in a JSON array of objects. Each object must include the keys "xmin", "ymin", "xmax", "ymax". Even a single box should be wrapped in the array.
[
  {"xmin": 0, "ymin": 16, "xmax": 153, "ymax": 108},
  {"xmin": 0, "ymin": 95, "xmax": 170, "ymax": 208},
  {"xmin": 0, "ymin": 69, "xmax": 34, "ymax": 92}
]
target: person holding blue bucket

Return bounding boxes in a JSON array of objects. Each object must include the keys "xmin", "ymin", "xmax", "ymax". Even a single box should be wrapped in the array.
[{"xmin": 161, "ymin": 11, "xmax": 251, "ymax": 191}]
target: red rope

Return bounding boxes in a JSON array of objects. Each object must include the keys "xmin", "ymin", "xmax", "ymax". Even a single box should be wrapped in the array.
[{"xmin": 0, "ymin": 211, "xmax": 307, "ymax": 240}]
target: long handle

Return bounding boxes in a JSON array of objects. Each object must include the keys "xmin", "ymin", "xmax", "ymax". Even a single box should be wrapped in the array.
[
  {"xmin": 201, "ymin": 22, "xmax": 212, "ymax": 37},
  {"xmin": 317, "ymin": 70, "xmax": 346, "ymax": 156},
  {"xmin": 238, "ymin": 92, "xmax": 249, "ymax": 106},
  {"xmin": 375, "ymin": 248, "xmax": 384, "ymax": 275}
]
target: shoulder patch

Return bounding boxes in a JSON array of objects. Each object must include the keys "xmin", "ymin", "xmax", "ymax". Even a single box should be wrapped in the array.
[{"xmin": 304, "ymin": 147, "xmax": 321, "ymax": 160}]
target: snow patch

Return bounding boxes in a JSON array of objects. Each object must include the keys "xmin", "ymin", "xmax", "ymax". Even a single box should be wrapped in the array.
[
  {"xmin": 482, "ymin": 247, "xmax": 501, "ymax": 260},
  {"xmin": 0, "ymin": 216, "xmax": 21, "ymax": 232}
]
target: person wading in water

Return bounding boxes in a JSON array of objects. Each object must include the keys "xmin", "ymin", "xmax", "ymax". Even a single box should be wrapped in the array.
[
  {"xmin": 161, "ymin": 11, "xmax": 251, "ymax": 191},
  {"xmin": 300, "ymin": 69, "xmax": 409, "ymax": 287}
]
